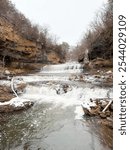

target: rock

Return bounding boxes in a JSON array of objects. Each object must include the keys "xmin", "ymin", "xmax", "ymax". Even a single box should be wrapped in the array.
[
  {"xmin": 79, "ymin": 75, "xmax": 84, "ymax": 81},
  {"xmin": 56, "ymin": 84, "xmax": 72, "ymax": 95},
  {"xmin": 56, "ymin": 88, "xmax": 65, "ymax": 95},
  {"xmin": 82, "ymin": 98, "xmax": 113, "ymax": 131},
  {"xmin": 101, "ymin": 100, "xmax": 108, "ymax": 106},
  {"xmin": 101, "ymin": 76, "xmax": 105, "ymax": 79},
  {"xmin": 110, "ymin": 103, "xmax": 113, "ymax": 110},
  {"xmin": 4, "ymin": 70, "xmax": 10, "ymax": 75},
  {"xmin": 0, "ymin": 16, "xmax": 64, "ymax": 67},
  {"xmin": 69, "ymin": 75, "xmax": 77, "ymax": 81},
  {"xmin": 100, "ymin": 119, "xmax": 113, "ymax": 129},
  {"xmin": 90, "ymin": 106, "xmax": 101, "ymax": 116},
  {"xmin": 94, "ymin": 75, "xmax": 101, "ymax": 79},
  {"xmin": 105, "ymin": 111, "xmax": 111, "ymax": 117},
  {"xmin": 82, "ymin": 107, "xmax": 92, "ymax": 116},
  {"xmin": 0, "ymin": 95, "xmax": 14, "ymax": 102},
  {"xmin": 106, "ymin": 70, "xmax": 112, "ymax": 74},
  {"xmin": 107, "ymin": 121, "xmax": 113, "ymax": 129},
  {"xmin": 16, "ymin": 83, "xmax": 26, "ymax": 94},
  {"xmin": 0, "ymin": 74, "xmax": 7, "ymax": 80},
  {"xmin": 82, "ymin": 101, "xmax": 101, "ymax": 116},
  {"xmin": 107, "ymin": 117, "xmax": 113, "ymax": 122},
  {"xmin": 47, "ymin": 52, "xmax": 61, "ymax": 64},
  {"xmin": 104, "ymin": 120, "xmax": 113, "ymax": 129},
  {"xmin": 0, "ymin": 85, "xmax": 14, "ymax": 102},
  {"xmin": 0, "ymin": 100, "xmax": 34, "ymax": 113},
  {"xmin": 100, "ymin": 101, "xmax": 108, "ymax": 110},
  {"xmin": 100, "ymin": 112, "xmax": 107, "ymax": 119}
]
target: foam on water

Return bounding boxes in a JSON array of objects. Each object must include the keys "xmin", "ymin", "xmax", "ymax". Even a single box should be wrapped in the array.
[
  {"xmin": 0, "ymin": 63, "xmax": 112, "ymax": 119},
  {"xmin": 21, "ymin": 83, "xmax": 110, "ymax": 108},
  {"xmin": 0, "ymin": 63, "xmax": 113, "ymax": 150},
  {"xmin": 40, "ymin": 62, "xmax": 83, "ymax": 74}
]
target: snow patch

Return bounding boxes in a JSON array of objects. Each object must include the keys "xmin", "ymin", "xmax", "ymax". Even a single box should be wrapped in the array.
[
  {"xmin": 0, "ymin": 97, "xmax": 31, "ymax": 107},
  {"xmin": 74, "ymin": 106, "xmax": 84, "ymax": 120}
]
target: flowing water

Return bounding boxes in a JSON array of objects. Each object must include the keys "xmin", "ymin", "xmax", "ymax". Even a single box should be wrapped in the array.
[{"xmin": 0, "ymin": 63, "xmax": 112, "ymax": 150}]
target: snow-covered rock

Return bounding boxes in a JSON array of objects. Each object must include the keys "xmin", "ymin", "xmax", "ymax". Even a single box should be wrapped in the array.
[{"xmin": 0, "ymin": 97, "xmax": 33, "ymax": 113}]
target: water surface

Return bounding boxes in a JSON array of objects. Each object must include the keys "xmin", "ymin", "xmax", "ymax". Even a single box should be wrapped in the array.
[{"xmin": 0, "ymin": 63, "xmax": 112, "ymax": 150}]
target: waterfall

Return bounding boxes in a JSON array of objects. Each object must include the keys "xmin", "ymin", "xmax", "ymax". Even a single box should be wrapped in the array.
[{"xmin": 40, "ymin": 62, "xmax": 83, "ymax": 74}]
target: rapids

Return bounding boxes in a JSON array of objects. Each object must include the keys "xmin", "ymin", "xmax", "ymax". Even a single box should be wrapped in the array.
[{"xmin": 0, "ymin": 63, "xmax": 112, "ymax": 150}]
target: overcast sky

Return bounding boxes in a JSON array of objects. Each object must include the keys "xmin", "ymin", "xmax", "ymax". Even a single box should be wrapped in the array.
[{"xmin": 11, "ymin": 0, "xmax": 106, "ymax": 45}]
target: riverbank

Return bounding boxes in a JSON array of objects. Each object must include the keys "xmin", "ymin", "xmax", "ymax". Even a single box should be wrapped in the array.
[
  {"xmin": 0, "ymin": 63, "xmax": 44, "ymax": 115},
  {"xmin": 83, "ymin": 61, "xmax": 113, "ymax": 148}
]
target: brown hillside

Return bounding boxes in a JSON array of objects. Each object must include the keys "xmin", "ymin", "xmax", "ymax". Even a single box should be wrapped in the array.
[
  {"xmin": 0, "ymin": 16, "xmax": 38, "ymax": 62},
  {"xmin": 0, "ymin": 16, "xmax": 62, "ymax": 67}
]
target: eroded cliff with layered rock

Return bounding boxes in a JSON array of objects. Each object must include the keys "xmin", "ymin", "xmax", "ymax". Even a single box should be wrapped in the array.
[
  {"xmin": 0, "ymin": 16, "xmax": 64, "ymax": 70},
  {"xmin": 0, "ymin": 16, "xmax": 38, "ymax": 63}
]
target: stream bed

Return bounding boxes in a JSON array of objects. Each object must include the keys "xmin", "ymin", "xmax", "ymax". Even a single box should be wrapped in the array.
[{"xmin": 0, "ymin": 63, "xmax": 112, "ymax": 150}]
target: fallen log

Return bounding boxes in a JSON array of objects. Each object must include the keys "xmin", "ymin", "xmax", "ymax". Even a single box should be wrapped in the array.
[
  {"xmin": 102, "ymin": 100, "xmax": 113, "ymax": 112},
  {"xmin": 82, "ymin": 98, "xmax": 113, "ymax": 117},
  {"xmin": 11, "ymin": 77, "xmax": 18, "ymax": 97}
]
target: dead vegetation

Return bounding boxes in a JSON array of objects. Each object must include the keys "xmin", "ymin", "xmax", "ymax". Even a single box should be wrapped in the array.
[
  {"xmin": 67, "ymin": 0, "xmax": 113, "ymax": 66},
  {"xmin": 0, "ymin": 0, "xmax": 67, "ymax": 69}
]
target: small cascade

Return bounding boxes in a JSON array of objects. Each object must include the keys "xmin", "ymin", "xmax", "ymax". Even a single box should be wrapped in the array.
[
  {"xmin": 40, "ymin": 62, "xmax": 83, "ymax": 74},
  {"xmin": 21, "ymin": 82, "xmax": 111, "ymax": 108},
  {"xmin": 0, "ymin": 62, "xmax": 113, "ymax": 150}
]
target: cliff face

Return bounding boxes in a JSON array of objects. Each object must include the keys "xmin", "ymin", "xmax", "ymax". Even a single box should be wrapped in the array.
[
  {"xmin": 0, "ymin": 17, "xmax": 38, "ymax": 62},
  {"xmin": 0, "ymin": 16, "xmax": 62, "ymax": 67}
]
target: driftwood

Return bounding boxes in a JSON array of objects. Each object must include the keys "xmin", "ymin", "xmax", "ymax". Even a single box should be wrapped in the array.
[
  {"xmin": 0, "ymin": 77, "xmax": 34, "ymax": 113},
  {"xmin": 11, "ymin": 77, "xmax": 18, "ymax": 97},
  {"xmin": 102, "ymin": 100, "xmax": 113, "ymax": 112},
  {"xmin": 82, "ymin": 98, "xmax": 113, "ymax": 118}
]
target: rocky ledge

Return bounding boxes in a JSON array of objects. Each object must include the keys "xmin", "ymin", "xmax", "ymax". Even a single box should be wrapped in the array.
[
  {"xmin": 0, "ymin": 76, "xmax": 34, "ymax": 113},
  {"xmin": 82, "ymin": 98, "xmax": 113, "ymax": 129},
  {"xmin": 0, "ymin": 97, "xmax": 34, "ymax": 113}
]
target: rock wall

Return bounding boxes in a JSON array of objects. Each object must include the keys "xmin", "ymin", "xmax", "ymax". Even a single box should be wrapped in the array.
[
  {"xmin": 0, "ymin": 16, "xmax": 62, "ymax": 67},
  {"xmin": 0, "ymin": 16, "xmax": 38, "ymax": 62}
]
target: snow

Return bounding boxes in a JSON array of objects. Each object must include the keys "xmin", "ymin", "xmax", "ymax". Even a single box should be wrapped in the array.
[
  {"xmin": 74, "ymin": 106, "xmax": 84, "ymax": 120},
  {"xmin": 0, "ymin": 80, "xmax": 11, "ymax": 86},
  {"xmin": 0, "ymin": 97, "xmax": 31, "ymax": 107},
  {"xmin": 0, "ymin": 63, "xmax": 112, "ymax": 119}
]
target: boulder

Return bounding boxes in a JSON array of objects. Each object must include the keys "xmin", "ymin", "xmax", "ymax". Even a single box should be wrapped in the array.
[
  {"xmin": 0, "ymin": 85, "xmax": 14, "ymax": 102},
  {"xmin": 100, "ymin": 112, "xmax": 107, "ymax": 119},
  {"xmin": 56, "ymin": 84, "xmax": 72, "ymax": 95},
  {"xmin": 0, "ymin": 98, "xmax": 34, "ymax": 113}
]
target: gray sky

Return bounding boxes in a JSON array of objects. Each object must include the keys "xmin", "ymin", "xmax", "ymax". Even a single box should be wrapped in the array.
[{"xmin": 11, "ymin": 0, "xmax": 106, "ymax": 45}]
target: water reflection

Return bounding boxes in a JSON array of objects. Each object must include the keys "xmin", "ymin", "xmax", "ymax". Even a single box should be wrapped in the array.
[{"xmin": 0, "ymin": 105, "xmax": 112, "ymax": 150}]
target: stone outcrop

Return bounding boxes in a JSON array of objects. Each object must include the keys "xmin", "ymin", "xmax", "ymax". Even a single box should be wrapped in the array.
[
  {"xmin": 0, "ymin": 100, "xmax": 34, "ymax": 113},
  {"xmin": 0, "ymin": 85, "xmax": 14, "ymax": 102},
  {"xmin": 83, "ymin": 58, "xmax": 113, "ymax": 70},
  {"xmin": 82, "ymin": 98, "xmax": 113, "ymax": 129},
  {"xmin": 0, "ymin": 16, "xmax": 63, "ymax": 67},
  {"xmin": 0, "ymin": 16, "xmax": 38, "ymax": 63}
]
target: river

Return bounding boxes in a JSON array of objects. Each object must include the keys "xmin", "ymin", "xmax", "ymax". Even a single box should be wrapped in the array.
[{"xmin": 0, "ymin": 62, "xmax": 112, "ymax": 150}]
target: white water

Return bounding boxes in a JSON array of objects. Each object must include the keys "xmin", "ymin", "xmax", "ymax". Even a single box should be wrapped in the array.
[
  {"xmin": 22, "ymin": 83, "xmax": 109, "ymax": 107},
  {"xmin": 0, "ymin": 63, "xmax": 113, "ymax": 150},
  {"xmin": 20, "ymin": 63, "xmax": 112, "ymax": 119},
  {"xmin": 0, "ymin": 63, "xmax": 112, "ymax": 117},
  {"xmin": 40, "ymin": 62, "xmax": 83, "ymax": 74}
]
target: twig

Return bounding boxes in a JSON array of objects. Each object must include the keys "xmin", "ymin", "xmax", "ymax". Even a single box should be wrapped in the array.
[
  {"xmin": 11, "ymin": 77, "xmax": 19, "ymax": 97},
  {"xmin": 102, "ymin": 100, "xmax": 113, "ymax": 112}
]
